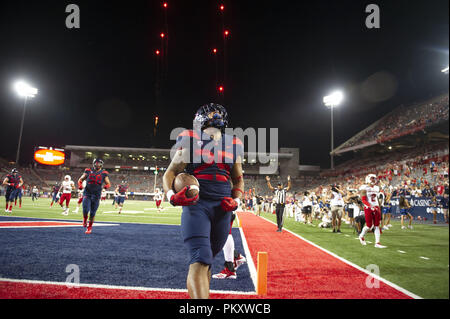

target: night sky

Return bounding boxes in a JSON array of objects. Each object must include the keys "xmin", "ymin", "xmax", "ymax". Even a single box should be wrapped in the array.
[{"xmin": 0, "ymin": 0, "xmax": 448, "ymax": 168}]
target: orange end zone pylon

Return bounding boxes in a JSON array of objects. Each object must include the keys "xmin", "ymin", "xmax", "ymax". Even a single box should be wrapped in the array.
[{"xmin": 256, "ymin": 251, "xmax": 268, "ymax": 295}]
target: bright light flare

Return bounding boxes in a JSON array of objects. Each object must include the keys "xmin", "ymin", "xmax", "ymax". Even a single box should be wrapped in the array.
[
  {"xmin": 323, "ymin": 91, "xmax": 344, "ymax": 107},
  {"xmin": 14, "ymin": 81, "xmax": 38, "ymax": 98},
  {"xmin": 442, "ymin": 66, "xmax": 449, "ymax": 74}
]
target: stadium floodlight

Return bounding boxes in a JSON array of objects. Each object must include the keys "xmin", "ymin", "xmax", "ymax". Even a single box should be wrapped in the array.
[
  {"xmin": 13, "ymin": 80, "xmax": 38, "ymax": 165},
  {"xmin": 442, "ymin": 66, "xmax": 449, "ymax": 74},
  {"xmin": 14, "ymin": 81, "xmax": 38, "ymax": 98},
  {"xmin": 323, "ymin": 90, "xmax": 344, "ymax": 170},
  {"xmin": 323, "ymin": 90, "xmax": 344, "ymax": 108}
]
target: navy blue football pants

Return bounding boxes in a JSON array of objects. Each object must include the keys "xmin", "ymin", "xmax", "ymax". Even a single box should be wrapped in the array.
[
  {"xmin": 82, "ymin": 193, "xmax": 101, "ymax": 218},
  {"xmin": 181, "ymin": 198, "xmax": 232, "ymax": 266}
]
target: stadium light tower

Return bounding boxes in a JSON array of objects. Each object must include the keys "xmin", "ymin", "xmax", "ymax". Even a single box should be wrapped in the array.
[
  {"xmin": 323, "ymin": 90, "xmax": 344, "ymax": 170},
  {"xmin": 13, "ymin": 80, "xmax": 38, "ymax": 165}
]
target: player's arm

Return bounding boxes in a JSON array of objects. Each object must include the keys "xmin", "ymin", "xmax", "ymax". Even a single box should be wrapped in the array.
[
  {"xmin": 104, "ymin": 176, "xmax": 111, "ymax": 189},
  {"xmin": 163, "ymin": 148, "xmax": 196, "ymax": 206},
  {"xmin": 78, "ymin": 173, "xmax": 87, "ymax": 189},
  {"xmin": 18, "ymin": 177, "xmax": 24, "ymax": 188},
  {"xmin": 286, "ymin": 175, "xmax": 292, "ymax": 191},
  {"xmin": 359, "ymin": 188, "xmax": 372, "ymax": 209},
  {"xmin": 2, "ymin": 177, "xmax": 10, "ymax": 186},
  {"xmin": 265, "ymin": 176, "xmax": 274, "ymax": 191},
  {"xmin": 231, "ymin": 158, "xmax": 244, "ymax": 200}
]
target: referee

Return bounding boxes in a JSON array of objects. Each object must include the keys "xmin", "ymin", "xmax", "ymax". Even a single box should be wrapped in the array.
[{"xmin": 266, "ymin": 175, "xmax": 291, "ymax": 232}]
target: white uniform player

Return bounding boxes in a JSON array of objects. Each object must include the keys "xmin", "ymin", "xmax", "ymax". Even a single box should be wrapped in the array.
[
  {"xmin": 60, "ymin": 175, "xmax": 75, "ymax": 215},
  {"xmin": 154, "ymin": 188, "xmax": 163, "ymax": 212},
  {"xmin": 358, "ymin": 174, "xmax": 386, "ymax": 248}
]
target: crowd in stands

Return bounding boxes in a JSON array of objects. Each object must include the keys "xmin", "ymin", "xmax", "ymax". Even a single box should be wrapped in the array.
[
  {"xmin": 242, "ymin": 142, "xmax": 449, "ymax": 226},
  {"xmin": 338, "ymin": 94, "xmax": 449, "ymax": 150}
]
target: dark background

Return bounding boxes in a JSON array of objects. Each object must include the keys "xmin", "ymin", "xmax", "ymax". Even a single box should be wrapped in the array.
[{"xmin": 0, "ymin": 0, "xmax": 448, "ymax": 168}]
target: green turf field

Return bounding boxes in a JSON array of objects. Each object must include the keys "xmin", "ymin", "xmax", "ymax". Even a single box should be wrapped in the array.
[
  {"xmin": 260, "ymin": 211, "xmax": 449, "ymax": 299},
  {"xmin": 1, "ymin": 197, "xmax": 448, "ymax": 299}
]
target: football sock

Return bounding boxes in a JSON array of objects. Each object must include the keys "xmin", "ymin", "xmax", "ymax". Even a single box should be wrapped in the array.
[
  {"xmin": 360, "ymin": 226, "xmax": 370, "ymax": 238},
  {"xmin": 223, "ymin": 234, "xmax": 235, "ymax": 263},
  {"xmin": 374, "ymin": 226, "xmax": 381, "ymax": 243}
]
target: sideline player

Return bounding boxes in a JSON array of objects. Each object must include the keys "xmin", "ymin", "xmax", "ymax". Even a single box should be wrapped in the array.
[
  {"xmin": 154, "ymin": 188, "xmax": 163, "ymax": 212},
  {"xmin": 358, "ymin": 174, "xmax": 386, "ymax": 248},
  {"xmin": 3, "ymin": 168, "xmax": 24, "ymax": 214},
  {"xmin": 212, "ymin": 212, "xmax": 247, "ymax": 279},
  {"xmin": 382, "ymin": 189, "xmax": 393, "ymax": 230},
  {"xmin": 78, "ymin": 158, "xmax": 111, "ymax": 234},
  {"xmin": 162, "ymin": 103, "xmax": 244, "ymax": 299},
  {"xmin": 399, "ymin": 195, "xmax": 413, "ymax": 229},
  {"xmin": 115, "ymin": 181, "xmax": 128, "ymax": 214},
  {"xmin": 31, "ymin": 185, "xmax": 39, "ymax": 202},
  {"xmin": 59, "ymin": 175, "xmax": 75, "ymax": 215}
]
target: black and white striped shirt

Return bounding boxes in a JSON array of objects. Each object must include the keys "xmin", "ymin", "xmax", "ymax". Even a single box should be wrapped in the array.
[{"xmin": 274, "ymin": 188, "xmax": 287, "ymax": 205}]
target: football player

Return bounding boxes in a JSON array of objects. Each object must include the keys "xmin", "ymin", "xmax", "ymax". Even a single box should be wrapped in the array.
[
  {"xmin": 78, "ymin": 159, "xmax": 111, "ymax": 234},
  {"xmin": 163, "ymin": 103, "xmax": 244, "ymax": 299},
  {"xmin": 50, "ymin": 183, "xmax": 61, "ymax": 207},
  {"xmin": 59, "ymin": 175, "xmax": 75, "ymax": 215},
  {"xmin": 212, "ymin": 213, "xmax": 247, "ymax": 279},
  {"xmin": 154, "ymin": 188, "xmax": 163, "ymax": 212},
  {"xmin": 358, "ymin": 174, "xmax": 386, "ymax": 248},
  {"xmin": 14, "ymin": 184, "xmax": 25, "ymax": 208},
  {"xmin": 399, "ymin": 195, "xmax": 413, "ymax": 230},
  {"xmin": 115, "ymin": 181, "xmax": 128, "ymax": 214},
  {"xmin": 2, "ymin": 168, "xmax": 24, "ymax": 213}
]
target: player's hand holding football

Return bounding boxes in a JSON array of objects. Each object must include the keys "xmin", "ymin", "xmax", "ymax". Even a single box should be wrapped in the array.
[
  {"xmin": 221, "ymin": 197, "xmax": 238, "ymax": 212},
  {"xmin": 169, "ymin": 186, "xmax": 198, "ymax": 206}
]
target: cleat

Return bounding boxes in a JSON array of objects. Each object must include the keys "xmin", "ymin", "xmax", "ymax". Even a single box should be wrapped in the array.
[
  {"xmin": 382, "ymin": 226, "xmax": 389, "ymax": 231},
  {"xmin": 212, "ymin": 267, "xmax": 237, "ymax": 279},
  {"xmin": 374, "ymin": 243, "xmax": 387, "ymax": 248},
  {"xmin": 401, "ymin": 226, "xmax": 406, "ymax": 229},
  {"xmin": 408, "ymin": 226, "xmax": 413, "ymax": 230},
  {"xmin": 234, "ymin": 255, "xmax": 247, "ymax": 270},
  {"xmin": 85, "ymin": 227, "xmax": 92, "ymax": 234},
  {"xmin": 359, "ymin": 236, "xmax": 367, "ymax": 246},
  {"xmin": 336, "ymin": 229, "xmax": 341, "ymax": 233}
]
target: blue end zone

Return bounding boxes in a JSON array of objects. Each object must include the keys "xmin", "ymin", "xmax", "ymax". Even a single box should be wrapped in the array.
[{"xmin": 0, "ymin": 216, "xmax": 255, "ymax": 293}]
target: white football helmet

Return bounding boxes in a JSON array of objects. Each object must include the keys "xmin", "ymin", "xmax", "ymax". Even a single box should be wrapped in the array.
[
  {"xmin": 64, "ymin": 175, "xmax": 71, "ymax": 181},
  {"xmin": 365, "ymin": 174, "xmax": 377, "ymax": 185}
]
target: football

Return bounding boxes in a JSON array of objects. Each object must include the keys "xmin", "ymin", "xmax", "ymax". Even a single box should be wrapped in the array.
[{"xmin": 173, "ymin": 173, "xmax": 200, "ymax": 198}]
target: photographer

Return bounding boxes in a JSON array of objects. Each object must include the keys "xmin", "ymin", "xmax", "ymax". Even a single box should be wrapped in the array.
[
  {"xmin": 345, "ymin": 189, "xmax": 360, "ymax": 227},
  {"xmin": 330, "ymin": 184, "xmax": 345, "ymax": 233}
]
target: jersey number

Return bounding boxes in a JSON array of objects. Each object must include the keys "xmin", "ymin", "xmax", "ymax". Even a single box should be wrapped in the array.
[{"xmin": 88, "ymin": 173, "xmax": 102, "ymax": 185}]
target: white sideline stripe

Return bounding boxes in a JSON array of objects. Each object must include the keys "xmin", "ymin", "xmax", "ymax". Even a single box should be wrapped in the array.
[
  {"xmin": 237, "ymin": 220, "xmax": 258, "ymax": 293},
  {"xmin": 420, "ymin": 256, "xmax": 430, "ymax": 260},
  {"xmin": 397, "ymin": 250, "xmax": 406, "ymax": 254},
  {"xmin": 0, "ymin": 277, "xmax": 257, "ymax": 295},
  {"xmin": 0, "ymin": 220, "xmax": 118, "ymax": 228},
  {"xmin": 257, "ymin": 214, "xmax": 423, "ymax": 299}
]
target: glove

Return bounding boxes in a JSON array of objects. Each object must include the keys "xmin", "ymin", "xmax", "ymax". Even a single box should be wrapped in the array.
[
  {"xmin": 78, "ymin": 181, "xmax": 83, "ymax": 190},
  {"xmin": 104, "ymin": 184, "xmax": 111, "ymax": 189},
  {"xmin": 168, "ymin": 186, "xmax": 198, "ymax": 206},
  {"xmin": 221, "ymin": 197, "xmax": 238, "ymax": 212}
]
